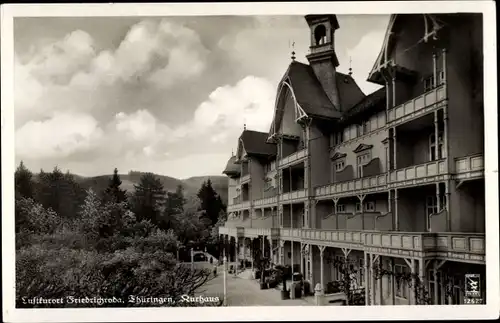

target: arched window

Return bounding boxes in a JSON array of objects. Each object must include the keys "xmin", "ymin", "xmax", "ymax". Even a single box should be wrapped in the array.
[{"xmin": 314, "ymin": 24, "xmax": 328, "ymax": 45}]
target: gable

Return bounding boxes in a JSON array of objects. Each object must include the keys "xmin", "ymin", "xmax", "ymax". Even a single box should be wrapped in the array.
[
  {"xmin": 330, "ymin": 152, "xmax": 347, "ymax": 160},
  {"xmin": 353, "ymin": 143, "xmax": 374, "ymax": 153}
]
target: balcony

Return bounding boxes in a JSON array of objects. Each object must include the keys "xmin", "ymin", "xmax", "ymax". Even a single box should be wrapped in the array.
[
  {"xmin": 421, "ymin": 232, "xmax": 485, "ymax": 264},
  {"xmin": 315, "ymin": 174, "xmax": 387, "ymax": 200},
  {"xmin": 388, "ymin": 159, "xmax": 448, "ymax": 188},
  {"xmin": 454, "ymin": 154, "xmax": 484, "ymax": 181},
  {"xmin": 227, "ymin": 199, "xmax": 251, "ymax": 212},
  {"xmin": 245, "ymin": 227, "xmax": 280, "ymax": 239},
  {"xmin": 254, "ymin": 196, "xmax": 278, "ymax": 208},
  {"xmin": 387, "ymin": 84, "xmax": 447, "ymax": 126},
  {"xmin": 240, "ymin": 173, "xmax": 251, "ymax": 184},
  {"xmin": 279, "ymin": 149, "xmax": 307, "ymax": 168},
  {"xmin": 279, "ymin": 228, "xmax": 485, "ymax": 263},
  {"xmin": 281, "ymin": 189, "xmax": 307, "ymax": 203}
]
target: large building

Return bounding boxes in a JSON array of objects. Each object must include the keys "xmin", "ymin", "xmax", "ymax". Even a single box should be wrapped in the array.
[{"xmin": 219, "ymin": 13, "xmax": 485, "ymax": 305}]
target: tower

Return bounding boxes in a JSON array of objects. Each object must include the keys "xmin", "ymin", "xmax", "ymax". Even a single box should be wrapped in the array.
[{"xmin": 305, "ymin": 15, "xmax": 341, "ymax": 110}]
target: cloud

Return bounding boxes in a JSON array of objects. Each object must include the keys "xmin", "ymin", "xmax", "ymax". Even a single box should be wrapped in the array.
[
  {"xmin": 15, "ymin": 112, "xmax": 103, "ymax": 160},
  {"xmin": 14, "ymin": 19, "xmax": 210, "ymax": 127}
]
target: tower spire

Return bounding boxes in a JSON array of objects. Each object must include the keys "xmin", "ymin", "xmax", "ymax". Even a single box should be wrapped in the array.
[
  {"xmin": 291, "ymin": 40, "xmax": 296, "ymax": 61},
  {"xmin": 348, "ymin": 56, "xmax": 353, "ymax": 76}
]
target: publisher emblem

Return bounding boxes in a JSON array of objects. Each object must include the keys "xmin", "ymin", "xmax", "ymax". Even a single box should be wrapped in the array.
[{"xmin": 465, "ymin": 274, "xmax": 481, "ymax": 298}]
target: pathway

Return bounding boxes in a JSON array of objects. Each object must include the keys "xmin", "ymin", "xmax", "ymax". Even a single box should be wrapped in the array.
[{"xmin": 196, "ymin": 267, "xmax": 314, "ymax": 306}]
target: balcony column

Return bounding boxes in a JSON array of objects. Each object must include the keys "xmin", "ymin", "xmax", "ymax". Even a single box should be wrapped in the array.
[
  {"xmin": 434, "ymin": 111, "xmax": 439, "ymax": 160},
  {"xmin": 250, "ymin": 238, "xmax": 254, "ymax": 272},
  {"xmin": 357, "ymin": 194, "xmax": 366, "ymax": 230},
  {"xmin": 304, "ymin": 200, "xmax": 310, "ymax": 229},
  {"xmin": 418, "ymin": 258, "xmax": 425, "ymax": 305},
  {"xmin": 333, "ymin": 198, "xmax": 339, "ymax": 228},
  {"xmin": 242, "ymin": 238, "xmax": 247, "ymax": 267},
  {"xmin": 267, "ymin": 236, "xmax": 274, "ymax": 265},
  {"xmin": 234, "ymin": 238, "xmax": 239, "ymax": 275},
  {"xmin": 436, "ymin": 183, "xmax": 441, "ymax": 212},
  {"xmin": 377, "ymin": 256, "xmax": 383, "ymax": 305},
  {"xmin": 390, "ymin": 258, "xmax": 396, "ymax": 305},
  {"xmin": 370, "ymin": 253, "xmax": 376, "ymax": 305},
  {"xmin": 433, "ymin": 52, "xmax": 438, "ymax": 88},
  {"xmin": 410, "ymin": 258, "xmax": 416, "ymax": 305},
  {"xmin": 318, "ymin": 245, "xmax": 326, "ymax": 294},
  {"xmin": 364, "ymin": 251, "xmax": 369, "ymax": 304},
  {"xmin": 394, "ymin": 189, "xmax": 399, "ymax": 231},
  {"xmin": 392, "ymin": 128, "xmax": 397, "ymax": 170},
  {"xmin": 291, "ymin": 241, "xmax": 295, "ymax": 272},
  {"xmin": 279, "ymin": 240, "xmax": 285, "ymax": 265},
  {"xmin": 445, "ymin": 181, "xmax": 451, "ymax": 231},
  {"xmin": 279, "ymin": 205, "xmax": 283, "ymax": 228},
  {"xmin": 392, "ymin": 77, "xmax": 396, "ymax": 108}
]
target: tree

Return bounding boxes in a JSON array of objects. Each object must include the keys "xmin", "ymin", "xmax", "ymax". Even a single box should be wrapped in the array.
[
  {"xmin": 197, "ymin": 179, "xmax": 225, "ymax": 227},
  {"xmin": 35, "ymin": 167, "xmax": 85, "ymax": 220},
  {"xmin": 131, "ymin": 173, "xmax": 166, "ymax": 225},
  {"xmin": 103, "ymin": 168, "xmax": 128, "ymax": 205},
  {"xmin": 15, "ymin": 161, "xmax": 34, "ymax": 200}
]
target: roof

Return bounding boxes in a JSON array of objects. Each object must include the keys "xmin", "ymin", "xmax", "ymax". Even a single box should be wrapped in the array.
[
  {"xmin": 285, "ymin": 61, "xmax": 341, "ymax": 119},
  {"xmin": 240, "ymin": 130, "xmax": 277, "ymax": 156},
  {"xmin": 335, "ymin": 72, "xmax": 366, "ymax": 111},
  {"xmin": 341, "ymin": 87, "xmax": 386, "ymax": 123},
  {"xmin": 222, "ymin": 156, "xmax": 240, "ymax": 176}
]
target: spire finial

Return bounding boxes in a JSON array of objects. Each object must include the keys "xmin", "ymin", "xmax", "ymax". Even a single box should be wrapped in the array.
[
  {"xmin": 348, "ymin": 56, "xmax": 353, "ymax": 76},
  {"xmin": 291, "ymin": 41, "xmax": 296, "ymax": 61},
  {"xmin": 244, "ymin": 123, "xmax": 246, "ymax": 130}
]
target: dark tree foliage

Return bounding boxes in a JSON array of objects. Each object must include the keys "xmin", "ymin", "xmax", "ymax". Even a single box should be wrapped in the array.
[
  {"xmin": 131, "ymin": 173, "xmax": 166, "ymax": 224},
  {"xmin": 102, "ymin": 168, "xmax": 128, "ymax": 205},
  {"xmin": 15, "ymin": 161, "xmax": 34, "ymax": 200},
  {"xmin": 35, "ymin": 167, "xmax": 85, "ymax": 220},
  {"xmin": 197, "ymin": 179, "xmax": 226, "ymax": 227}
]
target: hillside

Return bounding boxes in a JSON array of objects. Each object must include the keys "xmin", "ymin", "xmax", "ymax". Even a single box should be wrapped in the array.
[{"xmin": 74, "ymin": 172, "xmax": 228, "ymax": 205}]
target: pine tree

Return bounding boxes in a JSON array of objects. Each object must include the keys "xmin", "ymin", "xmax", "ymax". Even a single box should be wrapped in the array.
[
  {"xmin": 103, "ymin": 168, "xmax": 128, "ymax": 204},
  {"xmin": 131, "ymin": 173, "xmax": 166, "ymax": 225},
  {"xmin": 15, "ymin": 161, "xmax": 34, "ymax": 200},
  {"xmin": 197, "ymin": 179, "xmax": 225, "ymax": 226}
]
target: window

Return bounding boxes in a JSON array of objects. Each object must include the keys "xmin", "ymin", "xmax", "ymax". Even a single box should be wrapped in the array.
[
  {"xmin": 438, "ymin": 70, "xmax": 445, "ymax": 85},
  {"xmin": 355, "ymin": 203, "xmax": 361, "ymax": 213},
  {"xmin": 335, "ymin": 160, "xmax": 345, "ymax": 172},
  {"xmin": 426, "ymin": 195, "xmax": 445, "ymax": 231},
  {"xmin": 424, "ymin": 76, "xmax": 434, "ymax": 92},
  {"xmin": 365, "ymin": 201, "xmax": 375, "ymax": 212},
  {"xmin": 395, "ymin": 265, "xmax": 410, "ymax": 299},
  {"xmin": 356, "ymin": 152, "xmax": 371, "ymax": 178},
  {"xmin": 356, "ymin": 124, "xmax": 363, "ymax": 137},
  {"xmin": 336, "ymin": 204, "xmax": 346, "ymax": 213},
  {"xmin": 429, "ymin": 132, "xmax": 445, "ymax": 161},
  {"xmin": 314, "ymin": 24, "xmax": 328, "ymax": 45},
  {"xmin": 359, "ymin": 258, "xmax": 365, "ymax": 287}
]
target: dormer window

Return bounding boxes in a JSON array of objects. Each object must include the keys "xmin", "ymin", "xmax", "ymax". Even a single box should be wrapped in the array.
[
  {"xmin": 335, "ymin": 160, "xmax": 345, "ymax": 171},
  {"xmin": 314, "ymin": 24, "xmax": 328, "ymax": 45}
]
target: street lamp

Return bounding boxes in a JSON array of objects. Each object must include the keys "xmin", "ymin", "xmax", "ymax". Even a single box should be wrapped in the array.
[
  {"xmin": 223, "ymin": 248, "xmax": 228, "ymax": 306},
  {"xmin": 190, "ymin": 248, "xmax": 194, "ymax": 272}
]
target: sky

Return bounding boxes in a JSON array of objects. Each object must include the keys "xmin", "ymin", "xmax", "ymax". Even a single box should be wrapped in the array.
[{"xmin": 14, "ymin": 15, "xmax": 389, "ymax": 179}]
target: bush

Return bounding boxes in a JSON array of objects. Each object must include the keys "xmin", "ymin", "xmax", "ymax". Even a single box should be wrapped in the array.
[{"xmin": 326, "ymin": 281, "xmax": 341, "ymax": 294}]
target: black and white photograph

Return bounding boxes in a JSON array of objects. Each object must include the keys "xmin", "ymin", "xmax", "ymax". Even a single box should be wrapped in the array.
[{"xmin": 1, "ymin": 1, "xmax": 498, "ymax": 322}]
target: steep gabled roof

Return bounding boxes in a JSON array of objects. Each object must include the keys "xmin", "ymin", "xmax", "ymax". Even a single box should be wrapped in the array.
[
  {"xmin": 222, "ymin": 156, "xmax": 240, "ymax": 176},
  {"xmin": 341, "ymin": 87, "xmax": 386, "ymax": 123},
  {"xmin": 335, "ymin": 71, "xmax": 366, "ymax": 112},
  {"xmin": 285, "ymin": 61, "xmax": 341, "ymax": 119},
  {"xmin": 239, "ymin": 130, "xmax": 277, "ymax": 157}
]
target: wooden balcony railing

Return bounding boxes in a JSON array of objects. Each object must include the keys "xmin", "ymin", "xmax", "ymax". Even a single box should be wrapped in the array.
[
  {"xmin": 389, "ymin": 159, "xmax": 447, "ymax": 186},
  {"xmin": 315, "ymin": 174, "xmax": 387, "ymax": 199},
  {"xmin": 279, "ymin": 228, "xmax": 484, "ymax": 261},
  {"xmin": 279, "ymin": 149, "xmax": 307, "ymax": 168},
  {"xmin": 281, "ymin": 189, "xmax": 307, "ymax": 202},
  {"xmin": 455, "ymin": 153, "xmax": 484, "ymax": 180},
  {"xmin": 254, "ymin": 196, "xmax": 278, "ymax": 207},
  {"xmin": 387, "ymin": 84, "xmax": 446, "ymax": 125}
]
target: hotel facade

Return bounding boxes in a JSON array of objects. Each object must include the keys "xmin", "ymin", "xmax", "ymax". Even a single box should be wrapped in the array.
[{"xmin": 219, "ymin": 13, "xmax": 485, "ymax": 305}]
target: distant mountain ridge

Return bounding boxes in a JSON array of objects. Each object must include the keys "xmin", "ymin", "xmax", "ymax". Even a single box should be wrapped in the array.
[{"xmin": 34, "ymin": 171, "xmax": 228, "ymax": 205}]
